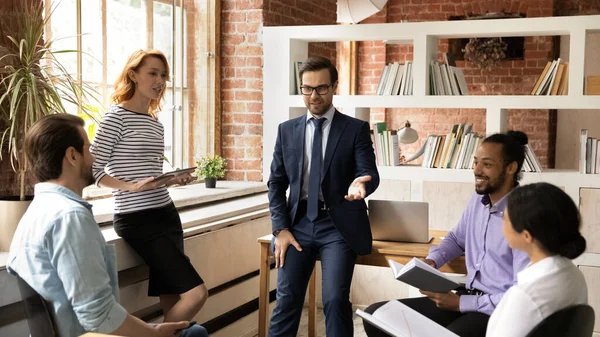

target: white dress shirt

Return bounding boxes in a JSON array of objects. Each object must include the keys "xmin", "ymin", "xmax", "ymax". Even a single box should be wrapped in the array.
[
  {"xmin": 300, "ymin": 106, "xmax": 335, "ymax": 201},
  {"xmin": 486, "ymin": 255, "xmax": 588, "ymax": 337}
]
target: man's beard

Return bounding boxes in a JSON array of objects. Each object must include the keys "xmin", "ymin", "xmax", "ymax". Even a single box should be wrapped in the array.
[
  {"xmin": 82, "ymin": 167, "xmax": 95, "ymax": 187},
  {"xmin": 475, "ymin": 167, "xmax": 507, "ymax": 195}
]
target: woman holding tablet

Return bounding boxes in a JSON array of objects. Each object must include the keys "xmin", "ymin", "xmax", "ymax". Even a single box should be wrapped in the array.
[
  {"xmin": 486, "ymin": 182, "xmax": 588, "ymax": 337},
  {"xmin": 91, "ymin": 49, "xmax": 207, "ymax": 325}
]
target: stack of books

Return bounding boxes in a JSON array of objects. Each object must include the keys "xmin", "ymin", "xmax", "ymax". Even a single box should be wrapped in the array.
[
  {"xmin": 371, "ymin": 122, "xmax": 405, "ymax": 166},
  {"xmin": 530, "ymin": 59, "xmax": 569, "ymax": 95},
  {"xmin": 586, "ymin": 75, "xmax": 600, "ymax": 95},
  {"xmin": 419, "ymin": 124, "xmax": 542, "ymax": 172},
  {"xmin": 580, "ymin": 129, "xmax": 600, "ymax": 174},
  {"xmin": 293, "ymin": 60, "xmax": 303, "ymax": 95},
  {"xmin": 523, "ymin": 144, "xmax": 543, "ymax": 173},
  {"xmin": 376, "ymin": 61, "xmax": 414, "ymax": 96},
  {"xmin": 420, "ymin": 124, "xmax": 481, "ymax": 169},
  {"xmin": 429, "ymin": 53, "xmax": 469, "ymax": 96}
]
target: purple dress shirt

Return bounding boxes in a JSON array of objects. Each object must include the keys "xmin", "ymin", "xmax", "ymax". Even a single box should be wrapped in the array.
[{"xmin": 427, "ymin": 192, "xmax": 530, "ymax": 316}]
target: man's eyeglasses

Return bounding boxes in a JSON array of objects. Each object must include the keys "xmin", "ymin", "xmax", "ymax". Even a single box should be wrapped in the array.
[{"xmin": 300, "ymin": 84, "xmax": 332, "ymax": 96}]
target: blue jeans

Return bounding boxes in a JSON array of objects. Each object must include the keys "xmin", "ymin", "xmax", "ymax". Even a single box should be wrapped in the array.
[{"xmin": 181, "ymin": 324, "xmax": 209, "ymax": 337}]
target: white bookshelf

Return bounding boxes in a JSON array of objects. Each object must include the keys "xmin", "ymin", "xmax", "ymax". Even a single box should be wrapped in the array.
[
  {"xmin": 287, "ymin": 95, "xmax": 600, "ymax": 110},
  {"xmin": 263, "ymin": 15, "xmax": 600, "ymax": 204},
  {"xmin": 377, "ymin": 166, "xmax": 600, "ymax": 188},
  {"xmin": 262, "ymin": 17, "xmax": 600, "ymax": 316}
]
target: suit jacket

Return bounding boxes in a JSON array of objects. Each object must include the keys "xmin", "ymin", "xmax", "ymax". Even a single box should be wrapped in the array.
[{"xmin": 267, "ymin": 110, "xmax": 379, "ymax": 255}]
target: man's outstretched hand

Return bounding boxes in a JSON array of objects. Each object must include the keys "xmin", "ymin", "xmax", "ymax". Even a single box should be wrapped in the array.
[{"xmin": 344, "ymin": 175, "xmax": 372, "ymax": 201}]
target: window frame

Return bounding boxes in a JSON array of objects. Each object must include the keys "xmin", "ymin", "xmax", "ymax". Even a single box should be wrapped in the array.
[{"xmin": 44, "ymin": 0, "xmax": 220, "ymax": 199}]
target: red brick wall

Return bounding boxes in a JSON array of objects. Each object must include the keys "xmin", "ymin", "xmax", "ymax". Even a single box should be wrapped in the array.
[
  {"xmin": 359, "ymin": 0, "xmax": 559, "ymax": 167},
  {"xmin": 358, "ymin": 10, "xmax": 388, "ymax": 122},
  {"xmin": 263, "ymin": 0, "xmax": 337, "ymax": 67},
  {"xmin": 221, "ymin": 0, "xmax": 337, "ymax": 181},
  {"xmin": 220, "ymin": 0, "xmax": 264, "ymax": 181},
  {"xmin": 555, "ymin": 0, "xmax": 600, "ymax": 15}
]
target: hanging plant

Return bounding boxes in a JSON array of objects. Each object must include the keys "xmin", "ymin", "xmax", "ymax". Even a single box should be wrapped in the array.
[{"xmin": 462, "ymin": 37, "xmax": 508, "ymax": 70}]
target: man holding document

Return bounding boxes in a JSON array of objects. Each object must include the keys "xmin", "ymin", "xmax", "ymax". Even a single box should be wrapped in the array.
[{"xmin": 363, "ymin": 131, "xmax": 531, "ymax": 337}]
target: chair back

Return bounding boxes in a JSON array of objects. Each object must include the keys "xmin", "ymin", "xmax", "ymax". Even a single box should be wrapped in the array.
[
  {"xmin": 526, "ymin": 304, "xmax": 595, "ymax": 337},
  {"xmin": 14, "ymin": 273, "xmax": 58, "ymax": 337}
]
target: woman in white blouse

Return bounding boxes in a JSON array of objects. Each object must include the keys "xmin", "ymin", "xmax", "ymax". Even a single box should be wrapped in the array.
[{"xmin": 486, "ymin": 182, "xmax": 588, "ymax": 337}]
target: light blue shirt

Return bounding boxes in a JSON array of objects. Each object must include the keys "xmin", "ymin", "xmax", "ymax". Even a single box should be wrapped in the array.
[
  {"xmin": 8, "ymin": 182, "xmax": 127, "ymax": 337},
  {"xmin": 301, "ymin": 105, "xmax": 335, "ymax": 200}
]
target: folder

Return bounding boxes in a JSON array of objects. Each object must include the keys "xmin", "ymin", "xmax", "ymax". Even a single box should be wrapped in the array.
[{"xmin": 389, "ymin": 258, "xmax": 460, "ymax": 293}]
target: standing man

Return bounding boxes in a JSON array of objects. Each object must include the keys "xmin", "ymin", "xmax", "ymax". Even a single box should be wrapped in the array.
[
  {"xmin": 267, "ymin": 56, "xmax": 379, "ymax": 337},
  {"xmin": 362, "ymin": 131, "xmax": 531, "ymax": 337}
]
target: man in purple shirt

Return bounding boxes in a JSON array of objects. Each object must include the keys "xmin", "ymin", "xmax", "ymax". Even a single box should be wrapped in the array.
[{"xmin": 363, "ymin": 131, "xmax": 531, "ymax": 337}]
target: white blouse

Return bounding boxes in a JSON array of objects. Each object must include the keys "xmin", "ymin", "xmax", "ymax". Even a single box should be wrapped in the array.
[{"xmin": 486, "ymin": 255, "xmax": 588, "ymax": 337}]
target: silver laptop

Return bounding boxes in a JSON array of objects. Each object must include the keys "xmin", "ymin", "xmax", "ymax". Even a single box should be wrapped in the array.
[{"xmin": 368, "ymin": 200, "xmax": 432, "ymax": 243}]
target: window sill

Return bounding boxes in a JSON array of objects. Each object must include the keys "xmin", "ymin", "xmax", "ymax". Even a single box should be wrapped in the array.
[
  {"xmin": 0, "ymin": 181, "xmax": 268, "ymax": 272},
  {"xmin": 90, "ymin": 180, "xmax": 267, "ymax": 225},
  {"xmin": 101, "ymin": 190, "xmax": 270, "ymax": 272}
]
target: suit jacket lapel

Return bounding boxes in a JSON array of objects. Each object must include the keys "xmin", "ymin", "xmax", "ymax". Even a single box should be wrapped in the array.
[
  {"xmin": 322, "ymin": 110, "xmax": 348, "ymax": 182},
  {"xmin": 293, "ymin": 117, "xmax": 306, "ymax": 179}
]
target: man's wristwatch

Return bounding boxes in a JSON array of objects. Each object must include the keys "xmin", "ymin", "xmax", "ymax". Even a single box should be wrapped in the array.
[{"xmin": 273, "ymin": 229, "xmax": 286, "ymax": 237}]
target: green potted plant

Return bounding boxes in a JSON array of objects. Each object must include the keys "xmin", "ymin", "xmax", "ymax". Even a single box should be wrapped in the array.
[
  {"xmin": 0, "ymin": 2, "xmax": 99, "ymax": 250},
  {"xmin": 195, "ymin": 155, "xmax": 226, "ymax": 188}
]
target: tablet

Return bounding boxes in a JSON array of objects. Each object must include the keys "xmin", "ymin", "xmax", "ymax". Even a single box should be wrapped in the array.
[{"xmin": 154, "ymin": 167, "xmax": 197, "ymax": 182}]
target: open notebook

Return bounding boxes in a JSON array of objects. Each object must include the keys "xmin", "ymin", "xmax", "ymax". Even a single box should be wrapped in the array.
[
  {"xmin": 356, "ymin": 300, "xmax": 459, "ymax": 337},
  {"xmin": 389, "ymin": 258, "xmax": 460, "ymax": 293}
]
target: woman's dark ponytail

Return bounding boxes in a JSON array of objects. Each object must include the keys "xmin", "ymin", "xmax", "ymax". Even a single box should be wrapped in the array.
[{"xmin": 558, "ymin": 235, "xmax": 586, "ymax": 259}]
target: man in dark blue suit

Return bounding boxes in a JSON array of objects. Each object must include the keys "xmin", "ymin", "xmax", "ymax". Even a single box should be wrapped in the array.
[{"xmin": 267, "ymin": 56, "xmax": 380, "ymax": 337}]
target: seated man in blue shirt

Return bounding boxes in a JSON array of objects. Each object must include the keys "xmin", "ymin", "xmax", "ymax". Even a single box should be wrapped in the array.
[
  {"xmin": 362, "ymin": 131, "xmax": 531, "ymax": 337},
  {"xmin": 8, "ymin": 114, "xmax": 208, "ymax": 337}
]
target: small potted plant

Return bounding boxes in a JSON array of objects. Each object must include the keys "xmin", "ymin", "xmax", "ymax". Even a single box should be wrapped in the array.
[{"xmin": 195, "ymin": 155, "xmax": 226, "ymax": 188}]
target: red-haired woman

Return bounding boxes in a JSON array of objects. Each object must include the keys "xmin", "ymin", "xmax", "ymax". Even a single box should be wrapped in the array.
[{"xmin": 91, "ymin": 49, "xmax": 207, "ymax": 332}]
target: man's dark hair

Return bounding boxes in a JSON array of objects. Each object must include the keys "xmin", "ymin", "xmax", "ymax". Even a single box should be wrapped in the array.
[
  {"xmin": 298, "ymin": 56, "xmax": 338, "ymax": 85},
  {"xmin": 507, "ymin": 182, "xmax": 586, "ymax": 259},
  {"xmin": 482, "ymin": 130, "xmax": 527, "ymax": 185},
  {"xmin": 24, "ymin": 114, "xmax": 85, "ymax": 182}
]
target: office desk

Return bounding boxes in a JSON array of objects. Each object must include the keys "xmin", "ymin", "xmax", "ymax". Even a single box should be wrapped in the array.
[{"xmin": 257, "ymin": 230, "xmax": 466, "ymax": 337}]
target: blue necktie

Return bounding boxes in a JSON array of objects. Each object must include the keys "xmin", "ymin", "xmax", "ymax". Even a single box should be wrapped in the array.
[{"xmin": 307, "ymin": 117, "xmax": 326, "ymax": 221}]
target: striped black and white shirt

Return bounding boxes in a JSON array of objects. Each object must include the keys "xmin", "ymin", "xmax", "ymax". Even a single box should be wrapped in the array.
[{"xmin": 91, "ymin": 105, "xmax": 172, "ymax": 214}]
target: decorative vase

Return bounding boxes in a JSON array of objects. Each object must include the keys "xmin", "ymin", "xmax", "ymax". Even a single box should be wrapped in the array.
[
  {"xmin": 205, "ymin": 178, "xmax": 217, "ymax": 188},
  {"xmin": 0, "ymin": 198, "xmax": 32, "ymax": 251}
]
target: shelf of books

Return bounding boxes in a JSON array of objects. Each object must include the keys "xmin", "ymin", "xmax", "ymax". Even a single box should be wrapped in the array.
[
  {"xmin": 287, "ymin": 94, "xmax": 600, "ymax": 110},
  {"xmin": 581, "ymin": 129, "xmax": 600, "ymax": 175},
  {"xmin": 530, "ymin": 58, "xmax": 570, "ymax": 96},
  {"xmin": 263, "ymin": 14, "xmax": 600, "ymax": 187},
  {"xmin": 376, "ymin": 165, "xmax": 600, "ymax": 188}
]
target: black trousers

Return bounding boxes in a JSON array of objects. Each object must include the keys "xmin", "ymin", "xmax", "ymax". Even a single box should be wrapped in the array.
[
  {"xmin": 113, "ymin": 203, "xmax": 204, "ymax": 296},
  {"xmin": 363, "ymin": 297, "xmax": 490, "ymax": 337}
]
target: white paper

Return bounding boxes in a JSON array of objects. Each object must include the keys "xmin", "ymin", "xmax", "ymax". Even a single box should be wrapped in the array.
[{"xmin": 357, "ymin": 301, "xmax": 459, "ymax": 337}]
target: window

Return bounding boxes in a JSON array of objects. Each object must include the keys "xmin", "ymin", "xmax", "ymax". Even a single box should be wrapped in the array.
[{"xmin": 45, "ymin": 0, "xmax": 219, "ymax": 199}]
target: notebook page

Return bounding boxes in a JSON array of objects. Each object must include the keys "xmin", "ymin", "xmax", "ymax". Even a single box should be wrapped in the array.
[
  {"xmin": 355, "ymin": 309, "xmax": 403, "ymax": 337},
  {"xmin": 372, "ymin": 301, "xmax": 459, "ymax": 337}
]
